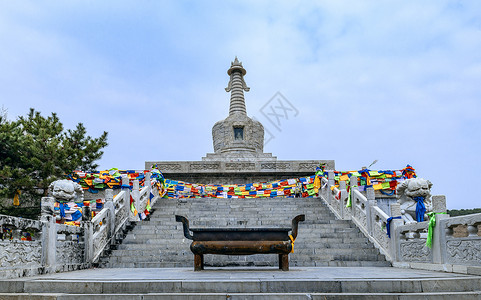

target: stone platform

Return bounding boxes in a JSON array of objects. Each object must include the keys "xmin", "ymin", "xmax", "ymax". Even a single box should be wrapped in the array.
[
  {"xmin": 145, "ymin": 160, "xmax": 334, "ymax": 185},
  {"xmin": 2, "ymin": 267, "xmax": 481, "ymax": 299}
]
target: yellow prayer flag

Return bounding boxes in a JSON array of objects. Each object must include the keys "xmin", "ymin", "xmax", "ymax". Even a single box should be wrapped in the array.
[
  {"xmin": 13, "ymin": 190, "xmax": 21, "ymax": 206},
  {"xmin": 373, "ymin": 183, "xmax": 383, "ymax": 190},
  {"xmin": 340, "ymin": 175, "xmax": 349, "ymax": 181}
]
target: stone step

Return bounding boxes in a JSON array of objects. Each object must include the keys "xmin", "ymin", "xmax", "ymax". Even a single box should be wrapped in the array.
[
  {"xmin": 5, "ymin": 289, "xmax": 481, "ymax": 299},
  {"xmin": 119, "ymin": 237, "xmax": 368, "ymax": 247},
  {"xmin": 129, "ymin": 222, "xmax": 357, "ymax": 230},
  {"xmin": 11, "ymin": 291, "xmax": 481, "ymax": 300},
  {"xmin": 117, "ymin": 235, "xmax": 370, "ymax": 247},
  {"xmin": 134, "ymin": 221, "xmax": 349, "ymax": 228},
  {"xmin": 100, "ymin": 259, "xmax": 392, "ymax": 268},
  {"xmin": 121, "ymin": 230, "xmax": 362, "ymax": 240},
  {"xmin": 4, "ymin": 268, "xmax": 480, "ymax": 294},
  {"xmin": 110, "ymin": 243, "xmax": 375, "ymax": 256},
  {"xmin": 107, "ymin": 249, "xmax": 385, "ymax": 259}
]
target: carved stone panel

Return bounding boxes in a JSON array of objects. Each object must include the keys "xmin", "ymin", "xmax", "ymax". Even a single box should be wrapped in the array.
[
  {"xmin": 57, "ymin": 241, "xmax": 84, "ymax": 264},
  {"xmin": 373, "ymin": 224, "xmax": 389, "ymax": 251},
  {"xmin": 446, "ymin": 240, "xmax": 481, "ymax": 265},
  {"xmin": 115, "ymin": 209, "xmax": 127, "ymax": 229},
  {"xmin": 400, "ymin": 241, "xmax": 432, "ymax": 262},
  {"xmin": 93, "ymin": 228, "xmax": 109, "ymax": 260},
  {"xmin": 225, "ymin": 162, "xmax": 255, "ymax": 171},
  {"xmin": 156, "ymin": 164, "xmax": 182, "ymax": 171},
  {"xmin": 261, "ymin": 163, "xmax": 291, "ymax": 170},
  {"xmin": 298, "ymin": 163, "xmax": 319, "ymax": 171},
  {"xmin": 0, "ymin": 241, "xmax": 42, "ymax": 268},
  {"xmin": 190, "ymin": 163, "xmax": 220, "ymax": 171}
]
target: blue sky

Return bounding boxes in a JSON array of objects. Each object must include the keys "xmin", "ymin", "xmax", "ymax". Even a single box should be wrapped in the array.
[{"xmin": 1, "ymin": 1, "xmax": 480, "ymax": 209}]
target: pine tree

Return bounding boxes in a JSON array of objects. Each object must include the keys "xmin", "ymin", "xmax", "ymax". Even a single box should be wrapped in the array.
[{"xmin": 0, "ymin": 108, "xmax": 108, "ymax": 218}]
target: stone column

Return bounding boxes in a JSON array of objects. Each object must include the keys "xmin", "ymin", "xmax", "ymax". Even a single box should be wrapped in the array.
[
  {"xmin": 366, "ymin": 187, "xmax": 376, "ymax": 235},
  {"xmin": 104, "ymin": 189, "xmax": 115, "ymax": 245},
  {"xmin": 432, "ymin": 195, "xmax": 449, "ymax": 264},
  {"xmin": 339, "ymin": 180, "xmax": 347, "ymax": 219},
  {"xmin": 121, "ymin": 176, "xmax": 130, "ymax": 220},
  {"xmin": 41, "ymin": 197, "xmax": 56, "ymax": 269},
  {"xmin": 82, "ymin": 200, "xmax": 93, "ymax": 265},
  {"xmin": 348, "ymin": 175, "xmax": 358, "ymax": 218},
  {"xmin": 132, "ymin": 180, "xmax": 140, "ymax": 220},
  {"xmin": 389, "ymin": 203, "xmax": 403, "ymax": 262},
  {"xmin": 327, "ymin": 171, "xmax": 335, "ymax": 205},
  {"xmin": 145, "ymin": 172, "xmax": 152, "ymax": 206}
]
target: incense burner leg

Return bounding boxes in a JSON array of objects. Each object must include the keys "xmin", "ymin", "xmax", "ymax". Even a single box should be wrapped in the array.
[
  {"xmin": 194, "ymin": 254, "xmax": 204, "ymax": 271},
  {"xmin": 280, "ymin": 254, "xmax": 289, "ymax": 271}
]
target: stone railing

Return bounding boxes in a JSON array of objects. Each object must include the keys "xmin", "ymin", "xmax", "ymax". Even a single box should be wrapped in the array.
[
  {"xmin": 0, "ymin": 215, "xmax": 43, "ymax": 278},
  {"xmin": 442, "ymin": 213, "xmax": 481, "ymax": 266},
  {"xmin": 319, "ymin": 171, "xmax": 481, "ymax": 273},
  {"xmin": 0, "ymin": 174, "xmax": 161, "ymax": 279}
]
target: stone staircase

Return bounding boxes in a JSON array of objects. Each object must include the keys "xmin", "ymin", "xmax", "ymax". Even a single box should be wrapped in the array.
[{"xmin": 99, "ymin": 197, "xmax": 390, "ymax": 268}]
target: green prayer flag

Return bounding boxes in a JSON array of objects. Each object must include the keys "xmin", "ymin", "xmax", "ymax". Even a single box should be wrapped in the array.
[
  {"xmin": 426, "ymin": 212, "xmax": 447, "ymax": 248},
  {"xmin": 346, "ymin": 185, "xmax": 356, "ymax": 208}
]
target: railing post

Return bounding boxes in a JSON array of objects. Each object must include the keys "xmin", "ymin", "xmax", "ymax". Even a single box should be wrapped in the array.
[
  {"xmin": 145, "ymin": 171, "xmax": 152, "ymax": 196},
  {"xmin": 121, "ymin": 176, "xmax": 130, "ymax": 220},
  {"xmin": 366, "ymin": 187, "xmax": 376, "ymax": 235},
  {"xmin": 432, "ymin": 195, "xmax": 447, "ymax": 214},
  {"xmin": 339, "ymin": 180, "xmax": 347, "ymax": 219},
  {"xmin": 432, "ymin": 195, "xmax": 449, "ymax": 264},
  {"xmin": 104, "ymin": 189, "xmax": 116, "ymax": 245},
  {"xmin": 320, "ymin": 178, "xmax": 326, "ymax": 201},
  {"xmin": 389, "ymin": 203, "xmax": 403, "ymax": 262},
  {"xmin": 348, "ymin": 175, "xmax": 358, "ymax": 218},
  {"xmin": 132, "ymin": 179, "xmax": 140, "ymax": 220},
  {"xmin": 40, "ymin": 197, "xmax": 56, "ymax": 269},
  {"xmin": 327, "ymin": 171, "xmax": 335, "ymax": 205},
  {"xmin": 82, "ymin": 202, "xmax": 93, "ymax": 265}
]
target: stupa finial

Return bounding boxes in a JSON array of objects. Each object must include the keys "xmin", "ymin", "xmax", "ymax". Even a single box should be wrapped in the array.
[{"xmin": 225, "ymin": 57, "xmax": 249, "ymax": 115}]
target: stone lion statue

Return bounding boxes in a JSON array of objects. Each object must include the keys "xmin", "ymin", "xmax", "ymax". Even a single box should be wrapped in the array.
[
  {"xmin": 48, "ymin": 179, "xmax": 83, "ymax": 201},
  {"xmin": 396, "ymin": 178, "xmax": 433, "ymax": 224}
]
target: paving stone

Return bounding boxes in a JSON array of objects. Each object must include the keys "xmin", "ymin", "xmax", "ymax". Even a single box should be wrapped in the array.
[
  {"xmin": 0, "ymin": 281, "xmax": 24, "ymax": 293},
  {"xmin": 0, "ymin": 294, "xmax": 61, "ymax": 300},
  {"xmin": 341, "ymin": 280, "xmax": 423, "ymax": 293},
  {"xmin": 421, "ymin": 277, "xmax": 481, "ymax": 293},
  {"xmin": 23, "ymin": 281, "xmax": 103, "ymax": 294}
]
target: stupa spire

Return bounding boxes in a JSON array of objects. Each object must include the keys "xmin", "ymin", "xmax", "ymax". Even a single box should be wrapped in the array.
[{"xmin": 225, "ymin": 57, "xmax": 250, "ymax": 115}]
